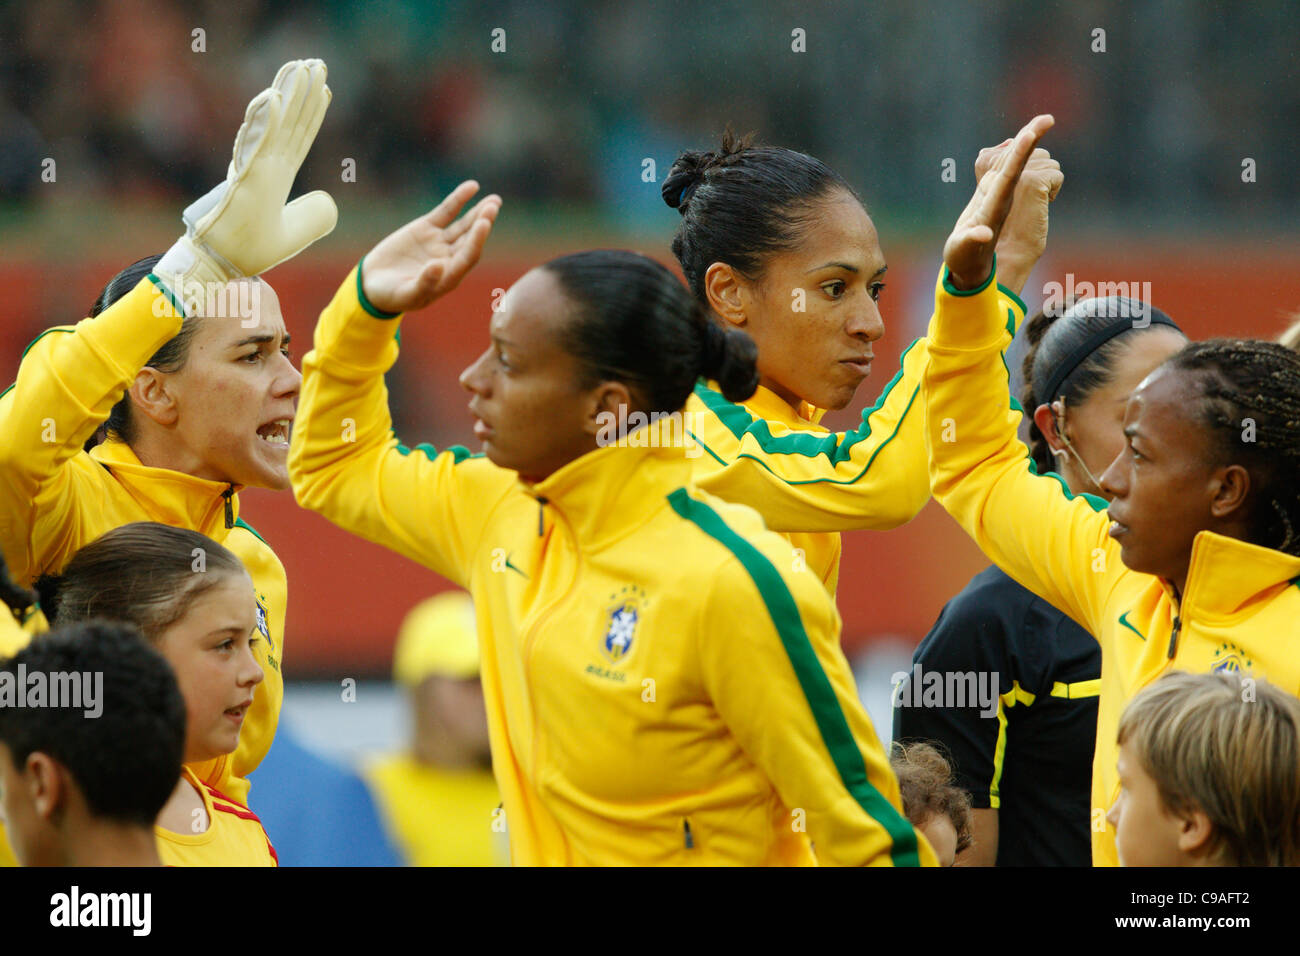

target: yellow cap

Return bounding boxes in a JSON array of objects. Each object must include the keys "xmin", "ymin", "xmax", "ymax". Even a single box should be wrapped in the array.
[{"xmin": 392, "ymin": 591, "xmax": 479, "ymax": 685}]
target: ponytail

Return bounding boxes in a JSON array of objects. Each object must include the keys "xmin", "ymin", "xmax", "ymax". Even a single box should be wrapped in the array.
[
  {"xmin": 546, "ymin": 250, "xmax": 759, "ymax": 414},
  {"xmin": 699, "ymin": 320, "xmax": 760, "ymax": 402}
]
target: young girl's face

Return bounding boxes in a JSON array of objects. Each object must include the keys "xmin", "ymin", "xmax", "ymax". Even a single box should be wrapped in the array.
[
  {"xmin": 156, "ymin": 572, "xmax": 264, "ymax": 764},
  {"xmin": 1107, "ymin": 742, "xmax": 1189, "ymax": 866}
]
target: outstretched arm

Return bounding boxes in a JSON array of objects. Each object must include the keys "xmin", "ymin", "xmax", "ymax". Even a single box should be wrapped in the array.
[
  {"xmin": 0, "ymin": 59, "xmax": 335, "ymax": 583},
  {"xmin": 925, "ymin": 115, "xmax": 1124, "ymax": 636},
  {"xmin": 289, "ymin": 183, "xmax": 514, "ymax": 584}
]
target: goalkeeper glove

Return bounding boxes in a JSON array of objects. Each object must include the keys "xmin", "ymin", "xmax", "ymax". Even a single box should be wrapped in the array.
[{"xmin": 154, "ymin": 58, "xmax": 338, "ymax": 311}]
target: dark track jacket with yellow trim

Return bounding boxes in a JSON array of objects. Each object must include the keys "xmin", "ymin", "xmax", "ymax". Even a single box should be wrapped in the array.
[
  {"xmin": 687, "ymin": 274, "xmax": 1027, "ymax": 595},
  {"xmin": 922, "ymin": 266, "xmax": 1300, "ymax": 867},
  {"xmin": 0, "ymin": 277, "xmax": 288, "ymax": 806},
  {"xmin": 289, "ymin": 266, "xmax": 937, "ymax": 867}
]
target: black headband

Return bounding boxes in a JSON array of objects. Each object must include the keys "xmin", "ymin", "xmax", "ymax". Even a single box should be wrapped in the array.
[{"xmin": 1036, "ymin": 312, "xmax": 1182, "ymax": 407}]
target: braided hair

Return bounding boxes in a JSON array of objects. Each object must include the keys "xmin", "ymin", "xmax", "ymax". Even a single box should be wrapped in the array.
[{"xmin": 1166, "ymin": 339, "xmax": 1300, "ymax": 556}]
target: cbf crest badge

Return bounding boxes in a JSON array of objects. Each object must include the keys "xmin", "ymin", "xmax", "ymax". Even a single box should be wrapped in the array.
[
  {"xmin": 1211, "ymin": 641, "xmax": 1253, "ymax": 675},
  {"xmin": 602, "ymin": 585, "xmax": 647, "ymax": 663},
  {"xmin": 255, "ymin": 599, "xmax": 271, "ymax": 644}
]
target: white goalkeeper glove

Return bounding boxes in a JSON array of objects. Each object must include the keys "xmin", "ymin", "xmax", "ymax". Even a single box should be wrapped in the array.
[{"xmin": 154, "ymin": 58, "xmax": 338, "ymax": 310}]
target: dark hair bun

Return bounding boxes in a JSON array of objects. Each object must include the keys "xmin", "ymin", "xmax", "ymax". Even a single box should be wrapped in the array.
[
  {"xmin": 661, "ymin": 130, "xmax": 754, "ymax": 213},
  {"xmin": 661, "ymin": 151, "xmax": 709, "ymax": 212},
  {"xmin": 701, "ymin": 322, "xmax": 760, "ymax": 402}
]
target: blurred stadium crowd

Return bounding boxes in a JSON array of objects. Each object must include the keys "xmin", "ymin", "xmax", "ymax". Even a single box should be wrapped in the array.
[{"xmin": 3, "ymin": 0, "xmax": 1299, "ymax": 226}]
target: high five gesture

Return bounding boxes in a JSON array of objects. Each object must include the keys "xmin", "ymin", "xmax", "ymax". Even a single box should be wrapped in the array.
[
  {"xmin": 944, "ymin": 114, "xmax": 1055, "ymax": 291},
  {"xmin": 360, "ymin": 180, "xmax": 502, "ymax": 315}
]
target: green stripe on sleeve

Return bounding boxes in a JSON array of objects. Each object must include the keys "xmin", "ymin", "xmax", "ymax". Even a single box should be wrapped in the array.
[
  {"xmin": 356, "ymin": 257, "xmax": 402, "ymax": 320},
  {"xmin": 233, "ymin": 517, "xmax": 267, "ymax": 545},
  {"xmin": 692, "ymin": 338, "xmax": 921, "ymax": 482},
  {"xmin": 667, "ymin": 488, "xmax": 922, "ymax": 867},
  {"xmin": 997, "ymin": 282, "xmax": 1027, "ymax": 319},
  {"xmin": 18, "ymin": 327, "xmax": 76, "ymax": 361},
  {"xmin": 3, "ymin": 328, "xmax": 79, "ymax": 400},
  {"xmin": 687, "ymin": 430, "xmax": 728, "ymax": 467},
  {"xmin": 394, "ymin": 440, "xmax": 477, "ymax": 464},
  {"xmin": 146, "ymin": 274, "xmax": 187, "ymax": 317},
  {"xmin": 693, "ymin": 379, "xmax": 756, "ymax": 441},
  {"xmin": 941, "ymin": 258, "xmax": 997, "ymax": 297}
]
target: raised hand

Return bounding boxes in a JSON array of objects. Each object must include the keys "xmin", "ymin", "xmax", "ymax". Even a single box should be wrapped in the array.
[
  {"xmin": 156, "ymin": 59, "xmax": 337, "ymax": 298},
  {"xmin": 361, "ymin": 181, "xmax": 502, "ymax": 315},
  {"xmin": 944, "ymin": 114, "xmax": 1055, "ymax": 291},
  {"xmin": 975, "ymin": 142, "xmax": 1064, "ymax": 297}
]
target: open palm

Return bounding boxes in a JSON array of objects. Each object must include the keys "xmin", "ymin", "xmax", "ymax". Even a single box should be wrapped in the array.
[
  {"xmin": 362, "ymin": 180, "xmax": 502, "ymax": 314},
  {"xmin": 944, "ymin": 114, "xmax": 1054, "ymax": 291}
]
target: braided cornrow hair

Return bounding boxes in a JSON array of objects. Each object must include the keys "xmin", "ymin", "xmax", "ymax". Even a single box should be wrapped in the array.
[{"xmin": 1166, "ymin": 339, "xmax": 1300, "ymax": 556}]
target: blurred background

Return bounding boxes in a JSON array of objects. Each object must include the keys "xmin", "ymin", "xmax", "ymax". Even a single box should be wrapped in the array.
[{"xmin": 3, "ymin": 0, "xmax": 1299, "ymax": 860}]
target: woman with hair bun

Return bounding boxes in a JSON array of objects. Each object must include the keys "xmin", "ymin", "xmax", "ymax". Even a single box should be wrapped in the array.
[
  {"xmin": 288, "ymin": 183, "xmax": 935, "ymax": 866},
  {"xmin": 662, "ymin": 131, "xmax": 1062, "ymax": 595},
  {"xmin": 895, "ymin": 297, "xmax": 1186, "ymax": 867}
]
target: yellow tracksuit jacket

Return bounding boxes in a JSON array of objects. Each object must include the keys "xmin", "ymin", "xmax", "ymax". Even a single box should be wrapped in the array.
[
  {"xmin": 0, "ymin": 276, "xmax": 287, "ymax": 805},
  {"xmin": 0, "ymin": 609, "xmax": 26, "ymax": 657},
  {"xmin": 687, "ymin": 279, "xmax": 1027, "ymax": 595},
  {"xmin": 289, "ymin": 267, "xmax": 935, "ymax": 867},
  {"xmin": 921, "ymin": 266, "xmax": 1300, "ymax": 866}
]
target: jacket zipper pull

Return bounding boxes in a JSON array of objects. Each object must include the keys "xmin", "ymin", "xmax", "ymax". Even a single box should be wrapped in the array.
[
  {"xmin": 683, "ymin": 819, "xmax": 694, "ymax": 849},
  {"xmin": 222, "ymin": 486, "xmax": 235, "ymax": 529},
  {"xmin": 1166, "ymin": 615, "xmax": 1181, "ymax": 659},
  {"xmin": 537, "ymin": 497, "xmax": 548, "ymax": 537}
]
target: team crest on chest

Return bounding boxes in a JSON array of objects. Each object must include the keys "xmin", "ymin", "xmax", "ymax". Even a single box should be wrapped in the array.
[
  {"xmin": 601, "ymin": 585, "xmax": 647, "ymax": 663},
  {"xmin": 255, "ymin": 598, "xmax": 271, "ymax": 643},
  {"xmin": 1211, "ymin": 641, "xmax": 1253, "ymax": 675}
]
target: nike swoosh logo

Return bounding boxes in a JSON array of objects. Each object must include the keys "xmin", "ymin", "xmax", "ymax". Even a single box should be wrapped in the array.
[
  {"xmin": 505, "ymin": 555, "xmax": 528, "ymax": 579},
  {"xmin": 1118, "ymin": 610, "xmax": 1146, "ymax": 641}
]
